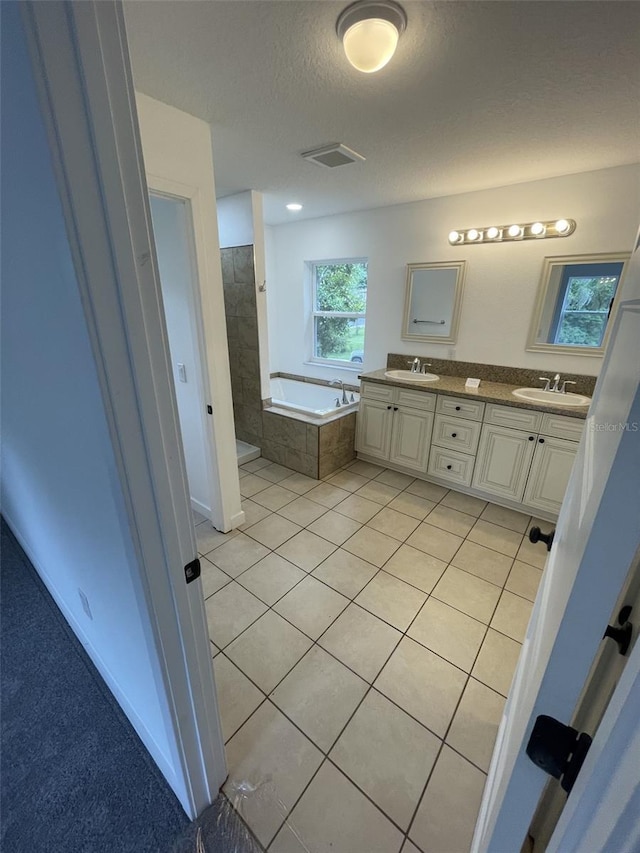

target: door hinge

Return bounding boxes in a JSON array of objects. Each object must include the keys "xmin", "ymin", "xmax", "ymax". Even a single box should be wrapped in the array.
[
  {"xmin": 526, "ymin": 715, "xmax": 592, "ymax": 794},
  {"xmin": 603, "ymin": 604, "xmax": 633, "ymax": 655},
  {"xmin": 184, "ymin": 558, "xmax": 201, "ymax": 584}
]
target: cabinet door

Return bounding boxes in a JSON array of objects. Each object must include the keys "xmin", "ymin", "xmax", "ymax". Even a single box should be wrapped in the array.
[
  {"xmin": 389, "ymin": 407, "xmax": 433, "ymax": 473},
  {"xmin": 356, "ymin": 398, "xmax": 392, "ymax": 460},
  {"xmin": 472, "ymin": 424, "xmax": 536, "ymax": 502},
  {"xmin": 523, "ymin": 436, "xmax": 578, "ymax": 515}
]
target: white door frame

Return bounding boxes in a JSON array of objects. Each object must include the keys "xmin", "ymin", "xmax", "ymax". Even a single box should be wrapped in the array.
[{"xmin": 23, "ymin": 0, "xmax": 226, "ymax": 816}]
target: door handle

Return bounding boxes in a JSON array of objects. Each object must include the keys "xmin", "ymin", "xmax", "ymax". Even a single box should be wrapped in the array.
[{"xmin": 529, "ymin": 525, "xmax": 555, "ymax": 551}]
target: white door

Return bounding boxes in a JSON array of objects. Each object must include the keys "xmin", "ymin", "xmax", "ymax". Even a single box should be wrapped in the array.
[{"xmin": 473, "ymin": 236, "xmax": 640, "ymax": 851}]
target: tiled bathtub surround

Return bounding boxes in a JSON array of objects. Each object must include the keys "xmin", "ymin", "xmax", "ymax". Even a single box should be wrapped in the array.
[
  {"xmin": 262, "ymin": 409, "xmax": 356, "ymax": 480},
  {"xmin": 222, "ymin": 245, "xmax": 263, "ymax": 449},
  {"xmin": 386, "ymin": 354, "xmax": 597, "ymax": 397}
]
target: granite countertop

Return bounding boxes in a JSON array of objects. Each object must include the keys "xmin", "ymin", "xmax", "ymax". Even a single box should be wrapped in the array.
[{"xmin": 359, "ymin": 369, "xmax": 590, "ymax": 419}]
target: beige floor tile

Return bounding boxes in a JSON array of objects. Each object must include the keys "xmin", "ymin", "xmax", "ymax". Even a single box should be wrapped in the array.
[
  {"xmin": 440, "ymin": 490, "xmax": 487, "ymax": 517},
  {"xmin": 387, "ymin": 492, "xmax": 436, "ymax": 520},
  {"xmin": 472, "ymin": 628, "xmax": 522, "ymax": 696},
  {"xmin": 280, "ymin": 472, "xmax": 319, "ymax": 495},
  {"xmin": 481, "ymin": 502, "xmax": 531, "ymax": 533},
  {"xmin": 200, "ymin": 556, "xmax": 231, "ymax": 599},
  {"xmin": 238, "ymin": 499, "xmax": 272, "ymax": 530},
  {"xmin": 491, "ymin": 590, "xmax": 533, "ymax": 642},
  {"xmin": 305, "ymin": 482, "xmax": 351, "ymax": 508},
  {"xmin": 196, "ymin": 523, "xmax": 238, "ymax": 556},
  {"xmin": 382, "ymin": 544, "xmax": 447, "ymax": 594},
  {"xmin": 325, "ymin": 469, "xmax": 370, "ymax": 493},
  {"xmin": 252, "ymin": 483, "xmax": 298, "ymax": 511},
  {"xmin": 212, "ymin": 654, "xmax": 264, "ymax": 742},
  {"xmin": 516, "ymin": 526, "xmax": 549, "ymax": 568},
  {"xmin": 451, "ymin": 539, "xmax": 514, "ymax": 587},
  {"xmin": 506, "ymin": 560, "xmax": 543, "ymax": 602},
  {"xmin": 406, "ymin": 522, "xmax": 463, "ymax": 563},
  {"xmin": 355, "ymin": 571, "xmax": 427, "ymax": 631},
  {"xmin": 236, "ymin": 553, "xmax": 305, "ymax": 606},
  {"xmin": 401, "ymin": 841, "xmax": 422, "ymax": 853},
  {"xmin": 193, "ymin": 509, "xmax": 208, "ymax": 525},
  {"xmin": 311, "ymin": 549, "xmax": 378, "ymax": 599},
  {"xmin": 375, "ymin": 637, "xmax": 466, "ymax": 738},
  {"xmin": 367, "ymin": 507, "xmax": 420, "ymax": 542},
  {"xmin": 308, "ymin": 510, "xmax": 363, "ymax": 546},
  {"xmin": 331, "ymin": 690, "xmax": 440, "ymax": 830},
  {"xmin": 274, "ymin": 576, "xmax": 349, "ymax": 640},
  {"xmin": 240, "ymin": 457, "xmax": 271, "ymax": 473},
  {"xmin": 407, "ymin": 597, "xmax": 486, "ymax": 672},
  {"xmin": 432, "ymin": 566, "xmax": 501, "ymax": 624},
  {"xmin": 223, "ymin": 701, "xmax": 323, "ymax": 848},
  {"xmin": 271, "ymin": 761, "xmax": 403, "ymax": 853},
  {"xmin": 467, "ymin": 519, "xmax": 523, "ymax": 558},
  {"xmin": 278, "ymin": 496, "xmax": 328, "ymax": 527},
  {"xmin": 205, "ymin": 582, "xmax": 268, "ymax": 648},
  {"xmin": 425, "ymin": 504, "xmax": 477, "ymax": 537},
  {"xmin": 355, "ymin": 480, "xmax": 401, "ymax": 505},
  {"xmin": 225, "ymin": 610, "xmax": 312, "ymax": 692},
  {"xmin": 334, "ymin": 493, "xmax": 381, "ymax": 523},
  {"xmin": 409, "ymin": 746, "xmax": 486, "ymax": 853},
  {"xmin": 259, "ymin": 462, "xmax": 296, "ymax": 483},
  {"xmin": 272, "ymin": 647, "xmax": 368, "ymax": 751},
  {"xmin": 239, "ymin": 473, "xmax": 271, "ymax": 498},
  {"xmin": 210, "ymin": 640, "xmax": 220, "ymax": 657},
  {"xmin": 447, "ymin": 678, "xmax": 505, "ymax": 772},
  {"xmin": 276, "ymin": 530, "xmax": 337, "ymax": 571},
  {"xmin": 375, "ymin": 469, "xmax": 415, "ymax": 489},
  {"xmin": 346, "ymin": 460, "xmax": 386, "ymax": 479},
  {"xmin": 318, "ymin": 604, "xmax": 401, "ymax": 682},
  {"xmin": 342, "ymin": 527, "xmax": 401, "ymax": 567},
  {"xmin": 405, "ymin": 480, "xmax": 448, "ymax": 502},
  {"xmin": 209, "ymin": 532, "xmax": 270, "ymax": 578},
  {"xmin": 244, "ymin": 515, "xmax": 302, "ymax": 550}
]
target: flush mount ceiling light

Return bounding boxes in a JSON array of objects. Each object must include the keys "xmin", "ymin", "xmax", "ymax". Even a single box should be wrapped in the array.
[
  {"xmin": 448, "ymin": 218, "xmax": 576, "ymax": 245},
  {"xmin": 336, "ymin": 0, "xmax": 407, "ymax": 73}
]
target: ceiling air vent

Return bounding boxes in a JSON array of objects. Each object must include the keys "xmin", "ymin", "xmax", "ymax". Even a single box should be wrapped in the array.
[{"xmin": 301, "ymin": 143, "xmax": 366, "ymax": 168}]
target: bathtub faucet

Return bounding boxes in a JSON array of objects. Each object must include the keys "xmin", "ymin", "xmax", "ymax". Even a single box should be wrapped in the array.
[{"xmin": 330, "ymin": 379, "xmax": 349, "ymax": 405}]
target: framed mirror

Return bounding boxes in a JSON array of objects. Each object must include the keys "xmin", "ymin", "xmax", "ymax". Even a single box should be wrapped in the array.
[
  {"xmin": 527, "ymin": 253, "xmax": 629, "ymax": 357},
  {"xmin": 402, "ymin": 260, "xmax": 466, "ymax": 343}
]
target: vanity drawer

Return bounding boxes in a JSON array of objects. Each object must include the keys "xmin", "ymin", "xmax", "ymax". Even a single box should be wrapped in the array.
[
  {"xmin": 540, "ymin": 413, "xmax": 584, "ymax": 442},
  {"xmin": 428, "ymin": 446, "xmax": 475, "ymax": 487},
  {"xmin": 484, "ymin": 403, "xmax": 543, "ymax": 433},
  {"xmin": 432, "ymin": 414, "xmax": 481, "ymax": 454},
  {"xmin": 396, "ymin": 388, "xmax": 436, "ymax": 412},
  {"xmin": 361, "ymin": 381, "xmax": 395, "ymax": 403},
  {"xmin": 436, "ymin": 395, "xmax": 485, "ymax": 422}
]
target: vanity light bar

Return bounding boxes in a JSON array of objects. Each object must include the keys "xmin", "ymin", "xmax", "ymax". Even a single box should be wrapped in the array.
[{"xmin": 448, "ymin": 219, "xmax": 576, "ymax": 246}]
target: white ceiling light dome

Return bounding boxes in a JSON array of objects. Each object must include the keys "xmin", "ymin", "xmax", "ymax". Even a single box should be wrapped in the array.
[{"xmin": 337, "ymin": 0, "xmax": 407, "ymax": 73}]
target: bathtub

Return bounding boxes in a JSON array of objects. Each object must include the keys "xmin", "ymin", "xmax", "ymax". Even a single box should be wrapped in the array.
[{"xmin": 269, "ymin": 378, "xmax": 360, "ymax": 419}]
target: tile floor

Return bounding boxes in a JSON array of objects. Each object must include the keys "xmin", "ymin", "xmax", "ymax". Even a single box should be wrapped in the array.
[{"xmin": 195, "ymin": 457, "xmax": 547, "ymax": 853}]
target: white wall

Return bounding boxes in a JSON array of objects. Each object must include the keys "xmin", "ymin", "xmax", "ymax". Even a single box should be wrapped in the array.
[
  {"xmin": 217, "ymin": 190, "xmax": 254, "ymax": 248},
  {"xmin": 1, "ymin": 3, "xmax": 180, "ymax": 794},
  {"xmin": 266, "ymin": 165, "xmax": 640, "ymax": 383}
]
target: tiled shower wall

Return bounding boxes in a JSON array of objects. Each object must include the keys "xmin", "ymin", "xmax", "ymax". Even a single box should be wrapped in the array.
[{"xmin": 221, "ymin": 245, "xmax": 263, "ymax": 449}]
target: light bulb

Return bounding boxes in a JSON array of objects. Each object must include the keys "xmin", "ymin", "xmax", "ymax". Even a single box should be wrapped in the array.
[
  {"xmin": 531, "ymin": 222, "xmax": 545, "ymax": 236},
  {"xmin": 555, "ymin": 218, "xmax": 570, "ymax": 234},
  {"xmin": 286, "ymin": 203, "xmax": 303, "ymax": 211},
  {"xmin": 467, "ymin": 229, "xmax": 480, "ymax": 241},
  {"xmin": 486, "ymin": 227, "xmax": 500, "ymax": 240},
  {"xmin": 448, "ymin": 230, "xmax": 461, "ymax": 244},
  {"xmin": 343, "ymin": 18, "xmax": 399, "ymax": 73},
  {"xmin": 508, "ymin": 224, "xmax": 522, "ymax": 238}
]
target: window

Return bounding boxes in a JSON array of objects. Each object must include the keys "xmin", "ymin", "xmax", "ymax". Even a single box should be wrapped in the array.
[
  {"xmin": 311, "ymin": 260, "xmax": 367, "ymax": 366},
  {"xmin": 551, "ymin": 261, "xmax": 625, "ymax": 348}
]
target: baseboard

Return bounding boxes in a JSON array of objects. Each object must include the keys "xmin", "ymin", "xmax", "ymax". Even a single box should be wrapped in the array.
[
  {"xmin": 229, "ymin": 508, "xmax": 246, "ymax": 528},
  {"xmin": 2, "ymin": 512, "xmax": 184, "ymax": 807},
  {"xmin": 190, "ymin": 497, "xmax": 210, "ymax": 517}
]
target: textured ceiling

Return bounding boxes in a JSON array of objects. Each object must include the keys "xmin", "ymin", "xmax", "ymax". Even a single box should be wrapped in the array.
[{"xmin": 124, "ymin": 1, "xmax": 640, "ymax": 225}]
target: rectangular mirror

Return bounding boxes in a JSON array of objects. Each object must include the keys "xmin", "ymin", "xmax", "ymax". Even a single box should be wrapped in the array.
[
  {"xmin": 527, "ymin": 252, "xmax": 629, "ymax": 357},
  {"xmin": 402, "ymin": 260, "xmax": 466, "ymax": 343}
]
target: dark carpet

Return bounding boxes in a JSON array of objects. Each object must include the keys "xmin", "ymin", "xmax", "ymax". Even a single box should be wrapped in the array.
[{"xmin": 0, "ymin": 521, "xmax": 192, "ymax": 852}]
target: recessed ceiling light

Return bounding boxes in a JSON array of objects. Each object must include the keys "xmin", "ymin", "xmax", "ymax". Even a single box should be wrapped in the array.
[{"xmin": 286, "ymin": 203, "xmax": 303, "ymax": 211}]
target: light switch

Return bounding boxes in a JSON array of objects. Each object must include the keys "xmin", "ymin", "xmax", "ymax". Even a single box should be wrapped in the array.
[{"xmin": 177, "ymin": 363, "xmax": 187, "ymax": 383}]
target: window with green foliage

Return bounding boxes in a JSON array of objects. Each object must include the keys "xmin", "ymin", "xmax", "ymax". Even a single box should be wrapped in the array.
[
  {"xmin": 551, "ymin": 262, "xmax": 624, "ymax": 348},
  {"xmin": 311, "ymin": 260, "xmax": 367, "ymax": 365}
]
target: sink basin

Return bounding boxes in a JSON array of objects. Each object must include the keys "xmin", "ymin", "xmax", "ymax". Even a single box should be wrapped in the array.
[
  {"xmin": 512, "ymin": 388, "xmax": 591, "ymax": 407},
  {"xmin": 385, "ymin": 369, "xmax": 440, "ymax": 383}
]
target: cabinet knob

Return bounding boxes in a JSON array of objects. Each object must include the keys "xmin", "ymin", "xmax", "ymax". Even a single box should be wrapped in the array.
[
  {"xmin": 455, "ymin": 406, "xmax": 461, "ymax": 411},
  {"xmin": 529, "ymin": 436, "xmax": 535, "ymax": 441},
  {"xmin": 446, "ymin": 464, "xmax": 452, "ymax": 470},
  {"xmin": 451, "ymin": 432, "xmax": 457, "ymax": 438},
  {"xmin": 394, "ymin": 406, "xmax": 399, "ymax": 411},
  {"xmin": 387, "ymin": 405, "xmax": 392, "ymax": 410},
  {"xmin": 539, "ymin": 437, "xmax": 545, "ymax": 444}
]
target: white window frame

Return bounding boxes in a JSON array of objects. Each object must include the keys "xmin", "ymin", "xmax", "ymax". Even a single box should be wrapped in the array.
[{"xmin": 308, "ymin": 257, "xmax": 367, "ymax": 369}]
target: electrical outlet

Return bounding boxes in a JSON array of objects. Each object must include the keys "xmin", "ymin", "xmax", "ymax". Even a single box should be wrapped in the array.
[{"xmin": 78, "ymin": 589, "xmax": 93, "ymax": 620}]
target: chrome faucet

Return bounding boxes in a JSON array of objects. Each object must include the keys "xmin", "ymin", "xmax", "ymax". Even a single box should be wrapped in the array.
[
  {"xmin": 539, "ymin": 377, "xmax": 551, "ymax": 391},
  {"xmin": 560, "ymin": 380, "xmax": 577, "ymax": 394},
  {"xmin": 408, "ymin": 358, "xmax": 420, "ymax": 373},
  {"xmin": 330, "ymin": 379, "xmax": 349, "ymax": 404},
  {"xmin": 550, "ymin": 373, "xmax": 561, "ymax": 392},
  {"xmin": 421, "ymin": 363, "xmax": 432, "ymax": 374}
]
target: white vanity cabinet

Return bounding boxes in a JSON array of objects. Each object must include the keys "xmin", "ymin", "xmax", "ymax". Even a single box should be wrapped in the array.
[
  {"xmin": 356, "ymin": 383, "xmax": 435, "ymax": 473},
  {"xmin": 523, "ymin": 435, "xmax": 580, "ymax": 514},
  {"xmin": 472, "ymin": 424, "xmax": 537, "ymax": 501}
]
